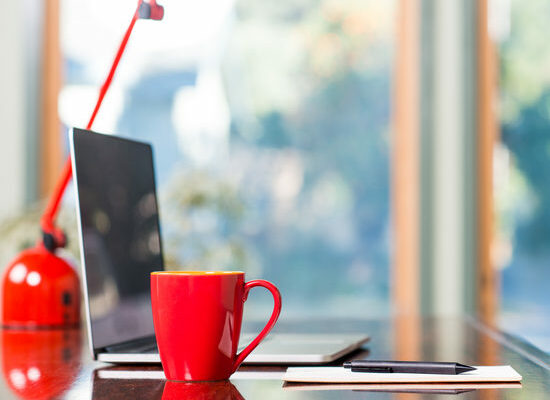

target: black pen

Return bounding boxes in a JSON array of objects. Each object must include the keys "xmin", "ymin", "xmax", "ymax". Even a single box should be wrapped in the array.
[{"xmin": 343, "ymin": 360, "xmax": 476, "ymax": 375}]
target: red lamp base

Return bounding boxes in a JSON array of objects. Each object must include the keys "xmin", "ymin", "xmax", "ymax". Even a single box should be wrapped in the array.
[{"xmin": 1, "ymin": 245, "xmax": 80, "ymax": 328}]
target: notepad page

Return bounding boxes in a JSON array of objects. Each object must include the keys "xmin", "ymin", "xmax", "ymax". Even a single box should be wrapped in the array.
[{"xmin": 283, "ymin": 366, "xmax": 522, "ymax": 383}]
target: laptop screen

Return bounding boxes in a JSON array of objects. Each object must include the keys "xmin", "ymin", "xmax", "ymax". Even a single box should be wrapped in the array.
[{"xmin": 71, "ymin": 128, "xmax": 163, "ymax": 351}]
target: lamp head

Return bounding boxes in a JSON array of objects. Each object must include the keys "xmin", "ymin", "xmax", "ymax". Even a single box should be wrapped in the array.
[{"xmin": 139, "ymin": 0, "xmax": 164, "ymax": 21}]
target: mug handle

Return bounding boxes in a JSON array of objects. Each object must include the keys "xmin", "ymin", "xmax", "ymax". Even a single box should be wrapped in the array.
[{"xmin": 232, "ymin": 279, "xmax": 282, "ymax": 372}]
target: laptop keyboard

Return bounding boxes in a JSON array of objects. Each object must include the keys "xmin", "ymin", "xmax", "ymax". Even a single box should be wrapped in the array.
[
  {"xmin": 105, "ymin": 336, "xmax": 158, "ymax": 354},
  {"xmin": 107, "ymin": 334, "xmax": 277, "ymax": 354}
]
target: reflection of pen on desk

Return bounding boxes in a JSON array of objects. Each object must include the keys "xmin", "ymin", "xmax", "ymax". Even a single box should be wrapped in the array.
[{"xmin": 343, "ymin": 360, "xmax": 476, "ymax": 375}]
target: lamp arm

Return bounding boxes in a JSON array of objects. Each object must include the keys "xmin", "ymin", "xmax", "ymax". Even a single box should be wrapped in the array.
[{"xmin": 40, "ymin": 0, "xmax": 163, "ymax": 250}]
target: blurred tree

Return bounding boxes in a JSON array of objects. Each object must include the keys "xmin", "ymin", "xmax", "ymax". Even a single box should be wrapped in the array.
[
  {"xmin": 502, "ymin": 91, "xmax": 550, "ymax": 253},
  {"xmin": 499, "ymin": 0, "xmax": 550, "ymax": 260},
  {"xmin": 223, "ymin": 0, "xmax": 392, "ymax": 311}
]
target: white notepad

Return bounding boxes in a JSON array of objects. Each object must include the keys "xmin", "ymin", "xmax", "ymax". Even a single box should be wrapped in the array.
[
  {"xmin": 283, "ymin": 382, "xmax": 523, "ymax": 392},
  {"xmin": 283, "ymin": 366, "xmax": 522, "ymax": 384}
]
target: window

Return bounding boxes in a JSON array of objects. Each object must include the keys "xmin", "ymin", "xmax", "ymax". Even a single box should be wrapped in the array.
[
  {"xmin": 60, "ymin": 0, "xmax": 395, "ymax": 317},
  {"xmin": 496, "ymin": 0, "xmax": 550, "ymax": 351}
]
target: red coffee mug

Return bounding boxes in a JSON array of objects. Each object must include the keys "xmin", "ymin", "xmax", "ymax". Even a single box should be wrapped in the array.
[{"xmin": 151, "ymin": 271, "xmax": 282, "ymax": 381}]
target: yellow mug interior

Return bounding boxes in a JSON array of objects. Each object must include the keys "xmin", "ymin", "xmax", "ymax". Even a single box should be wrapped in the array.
[{"xmin": 151, "ymin": 271, "xmax": 243, "ymax": 276}]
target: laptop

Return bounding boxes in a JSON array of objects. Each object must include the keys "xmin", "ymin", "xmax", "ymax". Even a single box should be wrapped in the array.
[{"xmin": 69, "ymin": 128, "xmax": 369, "ymax": 364}]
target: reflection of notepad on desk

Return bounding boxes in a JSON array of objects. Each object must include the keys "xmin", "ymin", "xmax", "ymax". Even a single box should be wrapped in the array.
[{"xmin": 283, "ymin": 366, "xmax": 522, "ymax": 384}]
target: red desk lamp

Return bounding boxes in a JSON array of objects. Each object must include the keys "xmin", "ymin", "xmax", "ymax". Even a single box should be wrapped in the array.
[{"xmin": 1, "ymin": 0, "xmax": 164, "ymax": 328}]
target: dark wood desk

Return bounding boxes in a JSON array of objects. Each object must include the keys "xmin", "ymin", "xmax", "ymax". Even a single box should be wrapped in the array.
[{"xmin": 0, "ymin": 316, "xmax": 548, "ymax": 399}]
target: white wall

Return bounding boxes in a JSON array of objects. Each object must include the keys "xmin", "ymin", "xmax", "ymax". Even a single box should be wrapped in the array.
[
  {"xmin": 0, "ymin": 0, "xmax": 41, "ymax": 221},
  {"xmin": 0, "ymin": 0, "xmax": 26, "ymax": 220}
]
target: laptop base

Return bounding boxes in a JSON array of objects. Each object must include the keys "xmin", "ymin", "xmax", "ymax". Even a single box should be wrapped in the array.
[{"xmin": 97, "ymin": 333, "xmax": 369, "ymax": 365}]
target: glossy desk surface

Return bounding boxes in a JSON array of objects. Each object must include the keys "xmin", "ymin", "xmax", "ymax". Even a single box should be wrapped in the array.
[{"xmin": 0, "ymin": 316, "xmax": 549, "ymax": 399}]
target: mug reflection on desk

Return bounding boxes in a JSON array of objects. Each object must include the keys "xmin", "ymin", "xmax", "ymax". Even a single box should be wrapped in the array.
[
  {"xmin": 1, "ymin": 329, "xmax": 81, "ymax": 399},
  {"xmin": 162, "ymin": 380, "xmax": 245, "ymax": 400}
]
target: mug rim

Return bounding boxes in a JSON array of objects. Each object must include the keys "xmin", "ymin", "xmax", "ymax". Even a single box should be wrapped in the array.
[{"xmin": 151, "ymin": 271, "xmax": 244, "ymax": 276}]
